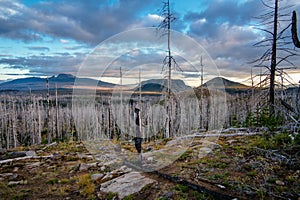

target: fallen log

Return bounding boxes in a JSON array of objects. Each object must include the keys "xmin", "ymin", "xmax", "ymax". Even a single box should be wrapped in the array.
[
  {"xmin": 0, "ymin": 151, "xmax": 27, "ymax": 160},
  {"xmin": 42, "ymin": 142, "xmax": 57, "ymax": 150},
  {"xmin": 0, "ymin": 150, "xmax": 36, "ymax": 160},
  {"xmin": 0, "ymin": 155, "xmax": 53, "ymax": 166},
  {"xmin": 187, "ymin": 132, "xmax": 262, "ymax": 138},
  {"xmin": 123, "ymin": 159, "xmax": 238, "ymax": 200},
  {"xmin": 252, "ymin": 147, "xmax": 298, "ymax": 169}
]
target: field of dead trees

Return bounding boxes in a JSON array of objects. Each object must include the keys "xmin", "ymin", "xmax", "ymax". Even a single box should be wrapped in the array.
[{"xmin": 0, "ymin": 87, "xmax": 298, "ymax": 148}]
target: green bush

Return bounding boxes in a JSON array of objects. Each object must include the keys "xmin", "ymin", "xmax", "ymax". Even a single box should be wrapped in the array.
[
  {"xmin": 251, "ymin": 132, "xmax": 293, "ymax": 149},
  {"xmin": 244, "ymin": 111, "xmax": 255, "ymax": 127},
  {"xmin": 293, "ymin": 133, "xmax": 300, "ymax": 145},
  {"xmin": 173, "ymin": 184, "xmax": 189, "ymax": 193},
  {"xmin": 258, "ymin": 107, "xmax": 285, "ymax": 132},
  {"xmin": 250, "ymin": 135, "xmax": 273, "ymax": 149},
  {"xmin": 273, "ymin": 132, "xmax": 292, "ymax": 147},
  {"xmin": 46, "ymin": 178, "xmax": 59, "ymax": 185},
  {"xmin": 230, "ymin": 115, "xmax": 241, "ymax": 128}
]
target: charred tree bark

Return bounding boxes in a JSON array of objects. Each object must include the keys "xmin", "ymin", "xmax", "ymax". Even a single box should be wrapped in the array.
[
  {"xmin": 269, "ymin": 0, "xmax": 278, "ymax": 117},
  {"xmin": 292, "ymin": 11, "xmax": 300, "ymax": 48}
]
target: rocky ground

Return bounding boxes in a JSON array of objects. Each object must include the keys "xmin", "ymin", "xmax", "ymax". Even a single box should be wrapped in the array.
[{"xmin": 0, "ymin": 132, "xmax": 299, "ymax": 200}]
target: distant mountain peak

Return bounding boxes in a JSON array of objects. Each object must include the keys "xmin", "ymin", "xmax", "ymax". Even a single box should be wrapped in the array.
[
  {"xmin": 204, "ymin": 77, "xmax": 248, "ymax": 88},
  {"xmin": 138, "ymin": 78, "xmax": 192, "ymax": 93},
  {"xmin": 198, "ymin": 77, "xmax": 250, "ymax": 94},
  {"xmin": 55, "ymin": 73, "xmax": 75, "ymax": 79}
]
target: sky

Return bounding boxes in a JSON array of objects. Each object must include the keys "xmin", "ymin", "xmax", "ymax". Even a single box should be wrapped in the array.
[{"xmin": 0, "ymin": 0, "xmax": 300, "ymax": 87}]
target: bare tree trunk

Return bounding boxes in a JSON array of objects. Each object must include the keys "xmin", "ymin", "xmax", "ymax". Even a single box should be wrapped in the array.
[
  {"xmin": 11, "ymin": 101, "xmax": 17, "ymax": 148},
  {"xmin": 167, "ymin": 0, "xmax": 172, "ymax": 138},
  {"xmin": 108, "ymin": 101, "xmax": 113, "ymax": 139},
  {"xmin": 292, "ymin": 11, "xmax": 300, "ymax": 48},
  {"xmin": 139, "ymin": 69, "xmax": 142, "ymax": 139},
  {"xmin": 200, "ymin": 57, "xmax": 204, "ymax": 129},
  {"xmin": 55, "ymin": 85, "xmax": 59, "ymax": 140},
  {"xmin": 269, "ymin": 0, "xmax": 278, "ymax": 117},
  {"xmin": 37, "ymin": 99, "xmax": 42, "ymax": 144},
  {"xmin": 30, "ymin": 93, "xmax": 35, "ymax": 145},
  {"xmin": 0, "ymin": 102, "xmax": 3, "ymax": 148},
  {"xmin": 101, "ymin": 96, "xmax": 105, "ymax": 138},
  {"xmin": 5, "ymin": 99, "xmax": 9, "ymax": 149},
  {"xmin": 46, "ymin": 77, "xmax": 50, "ymax": 144},
  {"xmin": 119, "ymin": 67, "xmax": 123, "ymax": 140}
]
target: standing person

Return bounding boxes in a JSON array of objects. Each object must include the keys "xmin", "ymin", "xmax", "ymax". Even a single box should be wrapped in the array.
[{"xmin": 134, "ymin": 106, "xmax": 142, "ymax": 162}]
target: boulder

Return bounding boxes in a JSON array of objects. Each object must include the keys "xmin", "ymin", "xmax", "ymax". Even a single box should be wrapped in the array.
[
  {"xmin": 100, "ymin": 165, "xmax": 133, "ymax": 182},
  {"xmin": 79, "ymin": 162, "xmax": 98, "ymax": 171},
  {"xmin": 25, "ymin": 151, "xmax": 36, "ymax": 157},
  {"xmin": 91, "ymin": 173, "xmax": 104, "ymax": 181},
  {"xmin": 112, "ymin": 165, "xmax": 132, "ymax": 175},
  {"xmin": 77, "ymin": 153, "xmax": 94, "ymax": 160},
  {"xmin": 99, "ymin": 171, "xmax": 157, "ymax": 199},
  {"xmin": 198, "ymin": 147, "xmax": 212, "ymax": 157}
]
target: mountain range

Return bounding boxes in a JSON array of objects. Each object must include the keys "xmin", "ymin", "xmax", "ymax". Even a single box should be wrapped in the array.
[
  {"xmin": 0, "ymin": 74, "xmax": 250, "ymax": 94},
  {"xmin": 0, "ymin": 74, "xmax": 115, "ymax": 91}
]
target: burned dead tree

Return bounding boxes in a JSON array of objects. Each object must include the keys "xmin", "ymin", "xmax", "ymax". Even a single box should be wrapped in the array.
[
  {"xmin": 292, "ymin": 11, "xmax": 300, "ymax": 48},
  {"xmin": 252, "ymin": 0, "xmax": 297, "ymax": 117},
  {"xmin": 157, "ymin": 0, "xmax": 182, "ymax": 138}
]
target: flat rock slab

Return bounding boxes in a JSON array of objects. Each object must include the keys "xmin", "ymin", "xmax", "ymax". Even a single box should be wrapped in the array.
[{"xmin": 100, "ymin": 171, "xmax": 156, "ymax": 199}]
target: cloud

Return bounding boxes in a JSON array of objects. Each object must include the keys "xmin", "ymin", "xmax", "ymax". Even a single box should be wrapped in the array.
[
  {"xmin": 147, "ymin": 14, "xmax": 164, "ymax": 22},
  {"xmin": 63, "ymin": 45, "xmax": 87, "ymax": 50},
  {"xmin": 0, "ymin": 0, "xmax": 161, "ymax": 45},
  {"xmin": 27, "ymin": 46, "xmax": 50, "ymax": 51},
  {"xmin": 0, "ymin": 0, "xmax": 23, "ymax": 20},
  {"xmin": 0, "ymin": 0, "xmax": 299, "ymax": 83},
  {"xmin": 181, "ymin": 0, "xmax": 300, "ymax": 81},
  {"xmin": 184, "ymin": 0, "xmax": 262, "ymax": 27},
  {"xmin": 0, "ymin": 53, "xmax": 85, "ymax": 75},
  {"xmin": 60, "ymin": 39, "xmax": 69, "ymax": 44},
  {"xmin": 180, "ymin": 71, "xmax": 201, "ymax": 79}
]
